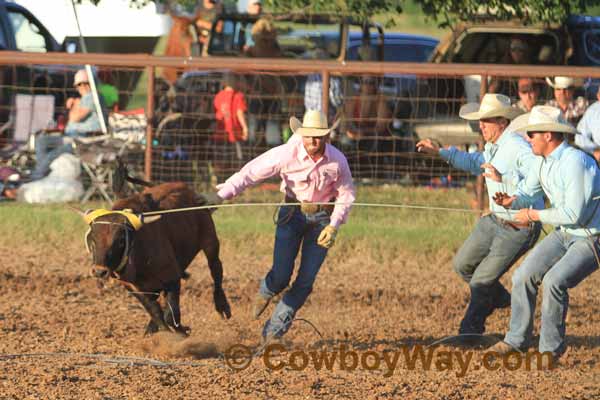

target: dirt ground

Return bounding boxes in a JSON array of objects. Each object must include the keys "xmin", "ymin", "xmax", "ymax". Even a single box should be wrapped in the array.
[{"xmin": 1, "ymin": 238, "xmax": 600, "ymax": 400}]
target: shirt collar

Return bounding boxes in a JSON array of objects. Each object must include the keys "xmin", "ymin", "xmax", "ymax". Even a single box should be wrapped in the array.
[
  {"xmin": 296, "ymin": 138, "xmax": 330, "ymax": 163},
  {"xmin": 546, "ymin": 140, "xmax": 569, "ymax": 161}
]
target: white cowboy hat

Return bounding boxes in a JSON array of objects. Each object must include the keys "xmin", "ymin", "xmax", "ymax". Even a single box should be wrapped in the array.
[
  {"xmin": 517, "ymin": 105, "xmax": 578, "ymax": 135},
  {"xmin": 289, "ymin": 110, "xmax": 340, "ymax": 137},
  {"xmin": 545, "ymin": 76, "xmax": 579, "ymax": 89},
  {"xmin": 506, "ymin": 112, "xmax": 531, "ymax": 137},
  {"xmin": 459, "ymin": 93, "xmax": 522, "ymax": 121},
  {"xmin": 73, "ymin": 69, "xmax": 89, "ymax": 86}
]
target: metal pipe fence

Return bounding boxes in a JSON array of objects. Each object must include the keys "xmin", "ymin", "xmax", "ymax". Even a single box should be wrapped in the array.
[{"xmin": 1, "ymin": 51, "xmax": 599, "ymax": 204}]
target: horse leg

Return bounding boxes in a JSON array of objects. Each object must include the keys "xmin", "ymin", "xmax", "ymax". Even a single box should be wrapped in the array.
[
  {"xmin": 163, "ymin": 280, "xmax": 190, "ymax": 335},
  {"xmin": 130, "ymin": 291, "xmax": 171, "ymax": 335},
  {"xmin": 204, "ymin": 238, "xmax": 231, "ymax": 319}
]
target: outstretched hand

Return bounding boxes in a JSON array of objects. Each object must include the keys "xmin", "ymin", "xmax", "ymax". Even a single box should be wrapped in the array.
[
  {"xmin": 416, "ymin": 138, "xmax": 441, "ymax": 154},
  {"xmin": 492, "ymin": 192, "xmax": 515, "ymax": 208},
  {"xmin": 481, "ymin": 163, "xmax": 502, "ymax": 182}
]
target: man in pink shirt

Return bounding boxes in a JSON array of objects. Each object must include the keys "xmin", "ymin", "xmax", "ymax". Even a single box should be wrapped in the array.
[{"xmin": 201, "ymin": 110, "xmax": 355, "ymax": 341}]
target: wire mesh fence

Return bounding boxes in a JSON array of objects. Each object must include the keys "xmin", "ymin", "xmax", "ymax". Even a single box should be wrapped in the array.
[{"xmin": 0, "ymin": 53, "xmax": 599, "ymax": 200}]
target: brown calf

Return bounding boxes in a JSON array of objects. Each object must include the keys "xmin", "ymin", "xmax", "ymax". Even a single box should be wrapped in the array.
[{"xmin": 84, "ymin": 182, "xmax": 231, "ymax": 335}]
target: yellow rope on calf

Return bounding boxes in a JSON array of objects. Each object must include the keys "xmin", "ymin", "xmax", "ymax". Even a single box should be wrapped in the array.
[{"xmin": 84, "ymin": 208, "xmax": 144, "ymax": 230}]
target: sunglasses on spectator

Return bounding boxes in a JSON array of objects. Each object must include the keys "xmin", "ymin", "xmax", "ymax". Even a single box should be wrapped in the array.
[
  {"xmin": 526, "ymin": 131, "xmax": 545, "ymax": 139},
  {"xmin": 510, "ymin": 45, "xmax": 528, "ymax": 52}
]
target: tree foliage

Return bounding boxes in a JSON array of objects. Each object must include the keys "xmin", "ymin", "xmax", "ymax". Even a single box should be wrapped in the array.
[
  {"xmin": 82, "ymin": 0, "xmax": 600, "ymax": 27},
  {"xmin": 413, "ymin": 0, "xmax": 600, "ymax": 28}
]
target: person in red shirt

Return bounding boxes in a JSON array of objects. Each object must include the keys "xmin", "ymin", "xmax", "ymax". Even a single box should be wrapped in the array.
[{"xmin": 212, "ymin": 74, "xmax": 249, "ymax": 175}]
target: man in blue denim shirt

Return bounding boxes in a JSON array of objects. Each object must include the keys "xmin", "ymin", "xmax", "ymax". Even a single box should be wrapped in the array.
[
  {"xmin": 417, "ymin": 93, "xmax": 543, "ymax": 338},
  {"xmin": 490, "ymin": 105, "xmax": 600, "ymax": 358}
]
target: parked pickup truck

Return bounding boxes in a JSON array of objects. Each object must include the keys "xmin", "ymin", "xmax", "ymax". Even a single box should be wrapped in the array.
[{"xmin": 414, "ymin": 15, "xmax": 600, "ymax": 147}]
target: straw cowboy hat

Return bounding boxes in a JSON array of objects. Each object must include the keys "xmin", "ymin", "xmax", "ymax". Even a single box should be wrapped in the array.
[
  {"xmin": 517, "ymin": 105, "xmax": 578, "ymax": 135},
  {"xmin": 289, "ymin": 110, "xmax": 340, "ymax": 137},
  {"xmin": 545, "ymin": 76, "xmax": 580, "ymax": 89},
  {"xmin": 459, "ymin": 93, "xmax": 522, "ymax": 121}
]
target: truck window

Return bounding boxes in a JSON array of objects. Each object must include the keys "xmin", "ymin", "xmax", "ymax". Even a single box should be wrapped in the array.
[
  {"xmin": 583, "ymin": 30, "xmax": 600, "ymax": 65},
  {"xmin": 7, "ymin": 10, "xmax": 48, "ymax": 52}
]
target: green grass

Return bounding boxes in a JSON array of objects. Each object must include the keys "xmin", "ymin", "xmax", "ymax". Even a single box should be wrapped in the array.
[{"xmin": 0, "ymin": 186, "xmax": 477, "ymax": 255}]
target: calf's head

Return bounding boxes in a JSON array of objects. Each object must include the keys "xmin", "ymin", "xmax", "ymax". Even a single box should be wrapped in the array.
[{"xmin": 80, "ymin": 209, "xmax": 160, "ymax": 278}]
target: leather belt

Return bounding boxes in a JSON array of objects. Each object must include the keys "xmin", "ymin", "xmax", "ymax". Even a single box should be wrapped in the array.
[
  {"xmin": 494, "ymin": 215, "xmax": 530, "ymax": 230},
  {"xmin": 285, "ymin": 195, "xmax": 334, "ymax": 215}
]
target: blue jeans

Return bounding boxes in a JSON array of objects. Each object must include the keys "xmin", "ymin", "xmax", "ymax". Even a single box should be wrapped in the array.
[
  {"xmin": 504, "ymin": 230, "xmax": 599, "ymax": 355},
  {"xmin": 260, "ymin": 206, "xmax": 330, "ymax": 338},
  {"xmin": 453, "ymin": 214, "xmax": 540, "ymax": 333},
  {"xmin": 454, "ymin": 214, "xmax": 541, "ymax": 288},
  {"xmin": 32, "ymin": 134, "xmax": 73, "ymax": 180}
]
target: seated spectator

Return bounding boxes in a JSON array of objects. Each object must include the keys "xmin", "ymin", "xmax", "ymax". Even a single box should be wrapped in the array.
[
  {"xmin": 513, "ymin": 77, "xmax": 542, "ymax": 112},
  {"xmin": 97, "ymin": 69, "xmax": 119, "ymax": 112},
  {"xmin": 576, "ymin": 86, "xmax": 600, "ymax": 162},
  {"xmin": 489, "ymin": 36, "xmax": 533, "ymax": 95},
  {"xmin": 545, "ymin": 76, "xmax": 588, "ymax": 125},
  {"xmin": 245, "ymin": 18, "xmax": 281, "ymax": 58},
  {"xmin": 212, "ymin": 73, "xmax": 248, "ymax": 175},
  {"xmin": 31, "ymin": 69, "xmax": 106, "ymax": 180},
  {"xmin": 340, "ymin": 76, "xmax": 392, "ymax": 177}
]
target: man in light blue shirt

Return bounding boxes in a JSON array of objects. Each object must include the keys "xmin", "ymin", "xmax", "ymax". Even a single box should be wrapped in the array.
[
  {"xmin": 417, "ymin": 93, "xmax": 543, "ymax": 339},
  {"xmin": 490, "ymin": 105, "xmax": 600, "ymax": 358},
  {"xmin": 575, "ymin": 90, "xmax": 600, "ymax": 162}
]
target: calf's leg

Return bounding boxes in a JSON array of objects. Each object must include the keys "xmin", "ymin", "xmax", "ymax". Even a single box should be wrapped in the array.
[
  {"xmin": 203, "ymin": 239, "xmax": 231, "ymax": 319},
  {"xmin": 163, "ymin": 280, "xmax": 190, "ymax": 335},
  {"xmin": 130, "ymin": 291, "xmax": 171, "ymax": 335}
]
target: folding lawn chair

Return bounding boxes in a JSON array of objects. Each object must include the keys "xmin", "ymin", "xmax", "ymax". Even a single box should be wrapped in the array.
[
  {"xmin": 76, "ymin": 109, "xmax": 147, "ymax": 204},
  {"xmin": 0, "ymin": 94, "xmax": 55, "ymax": 166}
]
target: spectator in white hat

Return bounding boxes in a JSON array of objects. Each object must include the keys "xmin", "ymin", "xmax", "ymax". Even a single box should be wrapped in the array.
[
  {"xmin": 31, "ymin": 68, "xmax": 106, "ymax": 180},
  {"xmin": 545, "ymin": 76, "xmax": 588, "ymax": 125}
]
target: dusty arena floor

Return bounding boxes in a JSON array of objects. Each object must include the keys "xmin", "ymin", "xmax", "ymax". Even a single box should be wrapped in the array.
[{"xmin": 1, "ymin": 237, "xmax": 600, "ymax": 399}]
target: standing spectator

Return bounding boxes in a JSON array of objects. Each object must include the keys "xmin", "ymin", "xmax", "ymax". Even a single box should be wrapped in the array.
[
  {"xmin": 303, "ymin": 46, "xmax": 343, "ymax": 123},
  {"xmin": 513, "ymin": 77, "xmax": 541, "ymax": 113},
  {"xmin": 490, "ymin": 105, "xmax": 600, "ymax": 360},
  {"xmin": 242, "ymin": 0, "xmax": 262, "ymax": 51},
  {"xmin": 575, "ymin": 86, "xmax": 600, "ymax": 162},
  {"xmin": 213, "ymin": 74, "xmax": 249, "ymax": 173},
  {"xmin": 416, "ymin": 93, "xmax": 542, "ymax": 339},
  {"xmin": 198, "ymin": 110, "xmax": 355, "ymax": 342},
  {"xmin": 31, "ymin": 69, "xmax": 106, "ymax": 180},
  {"xmin": 245, "ymin": 18, "xmax": 283, "ymax": 146},
  {"xmin": 545, "ymin": 76, "xmax": 588, "ymax": 126}
]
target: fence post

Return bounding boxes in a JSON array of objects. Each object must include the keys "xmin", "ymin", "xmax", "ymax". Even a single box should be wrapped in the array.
[
  {"xmin": 476, "ymin": 73, "xmax": 488, "ymax": 212},
  {"xmin": 145, "ymin": 65, "xmax": 155, "ymax": 181},
  {"xmin": 321, "ymin": 69, "xmax": 329, "ymax": 118}
]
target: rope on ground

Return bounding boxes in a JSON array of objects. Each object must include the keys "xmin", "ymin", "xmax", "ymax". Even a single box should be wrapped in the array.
[
  {"xmin": 0, "ymin": 352, "xmax": 227, "ymax": 368},
  {"xmin": 142, "ymin": 201, "xmax": 480, "ymax": 217}
]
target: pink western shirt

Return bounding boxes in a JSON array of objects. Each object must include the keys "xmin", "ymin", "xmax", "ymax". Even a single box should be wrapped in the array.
[{"xmin": 216, "ymin": 135, "xmax": 355, "ymax": 228}]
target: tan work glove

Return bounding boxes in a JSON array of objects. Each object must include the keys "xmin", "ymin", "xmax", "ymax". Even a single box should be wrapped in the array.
[
  {"xmin": 317, "ymin": 225, "xmax": 337, "ymax": 249},
  {"xmin": 199, "ymin": 192, "xmax": 223, "ymax": 206}
]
